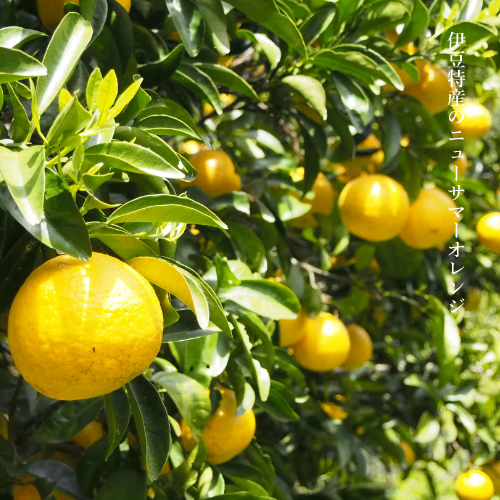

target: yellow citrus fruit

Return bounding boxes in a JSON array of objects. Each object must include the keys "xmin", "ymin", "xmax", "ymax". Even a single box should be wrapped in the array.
[
  {"xmin": 321, "ymin": 395, "xmax": 347, "ymax": 420},
  {"xmin": 70, "ymin": 421, "xmax": 104, "ymax": 449},
  {"xmin": 181, "ymin": 151, "xmax": 241, "ymax": 198},
  {"xmin": 291, "ymin": 312, "xmax": 351, "ymax": 372},
  {"xmin": 405, "ymin": 63, "xmax": 455, "ymax": 114},
  {"xmin": 465, "ymin": 288, "xmax": 482, "ymax": 312},
  {"xmin": 483, "ymin": 462, "xmax": 500, "ymax": 495},
  {"xmin": 451, "ymin": 155, "xmax": 468, "ymax": 177},
  {"xmin": 452, "ymin": 103, "xmax": 492, "ymax": 141},
  {"xmin": 384, "ymin": 30, "xmax": 418, "ymax": 90},
  {"xmin": 477, "ymin": 213, "xmax": 500, "ymax": 253},
  {"xmin": 455, "ymin": 470, "xmax": 494, "ymax": 500},
  {"xmin": 399, "ymin": 188, "xmax": 457, "ymax": 249},
  {"xmin": 180, "ymin": 140, "xmax": 205, "ymax": 156},
  {"xmin": 8, "ymin": 253, "xmax": 163, "ymax": 401},
  {"xmin": 218, "ymin": 55, "xmax": 235, "ymax": 67},
  {"xmin": 400, "ymin": 440, "xmax": 415, "ymax": 466},
  {"xmin": 338, "ymin": 134, "xmax": 385, "ymax": 180},
  {"xmin": 37, "ymin": 0, "xmax": 131, "ymax": 32},
  {"xmin": 203, "ymin": 94, "xmax": 237, "ymax": 116},
  {"xmin": 13, "ymin": 476, "xmax": 72, "ymax": 500},
  {"xmin": 342, "ymin": 324, "xmax": 373, "ymax": 371},
  {"xmin": 181, "ymin": 387, "xmax": 256, "ymax": 465},
  {"xmin": 279, "ymin": 308, "xmax": 309, "ymax": 347},
  {"xmin": 338, "ymin": 174, "xmax": 410, "ymax": 242}
]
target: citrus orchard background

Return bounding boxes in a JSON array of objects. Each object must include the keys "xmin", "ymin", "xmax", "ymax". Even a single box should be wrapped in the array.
[{"xmin": 1, "ymin": 0, "xmax": 500, "ymax": 499}]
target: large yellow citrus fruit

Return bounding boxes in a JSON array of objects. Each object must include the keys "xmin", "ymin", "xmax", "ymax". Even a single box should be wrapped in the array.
[
  {"xmin": 13, "ymin": 476, "xmax": 72, "ymax": 500},
  {"xmin": 399, "ymin": 188, "xmax": 457, "ymax": 249},
  {"xmin": 70, "ymin": 421, "xmax": 104, "ymax": 449},
  {"xmin": 181, "ymin": 388, "xmax": 256, "ymax": 465},
  {"xmin": 182, "ymin": 151, "xmax": 241, "ymax": 197},
  {"xmin": 483, "ymin": 462, "xmax": 500, "ymax": 495},
  {"xmin": 291, "ymin": 312, "xmax": 351, "ymax": 372},
  {"xmin": 338, "ymin": 174, "xmax": 410, "ymax": 242},
  {"xmin": 405, "ymin": 63, "xmax": 455, "ymax": 114},
  {"xmin": 279, "ymin": 308, "xmax": 309, "ymax": 347},
  {"xmin": 37, "ymin": 0, "xmax": 131, "ymax": 32},
  {"xmin": 476, "ymin": 213, "xmax": 500, "ymax": 253},
  {"xmin": 342, "ymin": 324, "xmax": 373, "ymax": 371},
  {"xmin": 8, "ymin": 253, "xmax": 163, "ymax": 401},
  {"xmin": 455, "ymin": 470, "xmax": 494, "ymax": 500},
  {"xmin": 452, "ymin": 103, "xmax": 492, "ymax": 141}
]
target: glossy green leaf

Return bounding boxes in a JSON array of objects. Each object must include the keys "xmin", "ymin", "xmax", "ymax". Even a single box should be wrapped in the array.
[
  {"xmin": 153, "ymin": 371, "xmax": 211, "ymax": 439},
  {"xmin": 127, "ymin": 375, "xmax": 170, "ymax": 482},
  {"xmin": 194, "ymin": 63, "xmax": 259, "ymax": 100},
  {"xmin": 0, "ymin": 169, "xmax": 92, "ymax": 260},
  {"xmin": 46, "ymin": 96, "xmax": 93, "ymax": 145},
  {"xmin": 6, "ymin": 83, "xmax": 30, "ymax": 143},
  {"xmin": 94, "ymin": 465, "xmax": 147, "ymax": 500},
  {"xmin": 282, "ymin": 75, "xmax": 326, "ymax": 120},
  {"xmin": 104, "ymin": 388, "xmax": 131, "ymax": 460},
  {"xmin": 139, "ymin": 44, "xmax": 185, "ymax": 87},
  {"xmin": 165, "ymin": 0, "xmax": 204, "ymax": 57},
  {"xmin": 86, "ymin": 67, "xmax": 103, "ymax": 113},
  {"xmin": 80, "ymin": 0, "xmax": 108, "ymax": 45},
  {"xmin": 441, "ymin": 21, "xmax": 497, "ymax": 49},
  {"xmin": 223, "ymin": 280, "xmax": 300, "ymax": 320},
  {"xmin": 108, "ymin": 194, "xmax": 227, "ymax": 229},
  {"xmin": 0, "ymin": 27, "xmax": 46, "ymax": 49},
  {"xmin": 84, "ymin": 142, "xmax": 186, "ymax": 178},
  {"xmin": 36, "ymin": 13, "xmax": 93, "ymax": 115},
  {"xmin": 300, "ymin": 5, "xmax": 336, "ymax": 44},
  {"xmin": 0, "ymin": 146, "xmax": 45, "ymax": 225},
  {"xmin": 197, "ymin": 0, "xmax": 230, "ymax": 52},
  {"xmin": 97, "ymin": 70, "xmax": 118, "ymax": 118},
  {"xmin": 396, "ymin": 0, "xmax": 429, "ymax": 46},
  {"xmin": 236, "ymin": 30, "xmax": 281, "ymax": 70},
  {"xmin": 358, "ymin": 0, "xmax": 410, "ymax": 33},
  {"xmin": 0, "ymin": 47, "xmax": 47, "ymax": 84}
]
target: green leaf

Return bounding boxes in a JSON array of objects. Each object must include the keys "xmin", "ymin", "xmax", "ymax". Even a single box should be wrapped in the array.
[
  {"xmin": 429, "ymin": 297, "xmax": 461, "ymax": 387},
  {"xmin": 97, "ymin": 70, "xmax": 118, "ymax": 117},
  {"xmin": 358, "ymin": 0, "xmax": 411, "ymax": 34},
  {"xmin": 94, "ymin": 466, "xmax": 147, "ymax": 500},
  {"xmin": 337, "ymin": 287, "xmax": 370, "ymax": 319},
  {"xmin": 209, "ymin": 494, "xmax": 270, "ymax": 500},
  {"xmin": 79, "ymin": 0, "xmax": 108, "ymax": 45},
  {"xmin": 236, "ymin": 30, "xmax": 281, "ymax": 70},
  {"xmin": 440, "ymin": 21, "xmax": 497, "ymax": 49},
  {"xmin": 0, "ymin": 232, "xmax": 40, "ymax": 314},
  {"xmin": 258, "ymin": 386, "xmax": 299, "ymax": 421},
  {"xmin": 166, "ymin": 0, "xmax": 205, "ymax": 57},
  {"xmin": 448, "ymin": 404, "xmax": 476, "ymax": 433},
  {"xmin": 173, "ymin": 64, "xmax": 222, "ymax": 115},
  {"xmin": 223, "ymin": 0, "xmax": 306, "ymax": 56},
  {"xmin": 414, "ymin": 411, "xmax": 440, "ymax": 444},
  {"xmin": 0, "ymin": 47, "xmax": 47, "ymax": 84},
  {"xmin": 197, "ymin": 0, "xmax": 230, "ymax": 52},
  {"xmin": 375, "ymin": 238, "xmax": 423, "ymax": 278},
  {"xmin": 104, "ymin": 388, "xmax": 130, "ymax": 460},
  {"xmin": 6, "ymin": 83, "xmax": 30, "ymax": 143},
  {"xmin": 36, "ymin": 13, "xmax": 93, "ymax": 115},
  {"xmin": 226, "ymin": 222, "xmax": 266, "ymax": 273},
  {"xmin": 0, "ymin": 146, "xmax": 45, "ymax": 225},
  {"xmin": 152, "ymin": 371, "xmax": 211, "ymax": 439},
  {"xmin": 0, "ymin": 27, "xmax": 46, "ymax": 49},
  {"xmin": 223, "ymin": 280, "xmax": 300, "ymax": 320},
  {"xmin": 106, "ymin": 78, "xmax": 143, "ymax": 122},
  {"xmin": 282, "ymin": 75, "xmax": 326, "ymax": 121},
  {"xmin": 84, "ymin": 142, "xmax": 186, "ymax": 179},
  {"xmin": 138, "ymin": 44, "xmax": 185, "ymax": 87},
  {"xmin": 127, "ymin": 375, "xmax": 170, "ymax": 482},
  {"xmin": 46, "ymin": 96, "xmax": 93, "ymax": 146},
  {"xmin": 194, "ymin": 63, "xmax": 259, "ymax": 100},
  {"xmin": 0, "ymin": 169, "xmax": 92, "ymax": 260},
  {"xmin": 108, "ymin": 194, "xmax": 227, "ymax": 229},
  {"xmin": 396, "ymin": 0, "xmax": 429, "ymax": 47},
  {"xmin": 300, "ymin": 5, "xmax": 336, "ymax": 45},
  {"xmin": 86, "ymin": 67, "xmax": 103, "ymax": 112},
  {"xmin": 33, "ymin": 398, "xmax": 104, "ymax": 444}
]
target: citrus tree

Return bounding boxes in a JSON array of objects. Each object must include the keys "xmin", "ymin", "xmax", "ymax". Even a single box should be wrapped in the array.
[{"xmin": 1, "ymin": 0, "xmax": 500, "ymax": 499}]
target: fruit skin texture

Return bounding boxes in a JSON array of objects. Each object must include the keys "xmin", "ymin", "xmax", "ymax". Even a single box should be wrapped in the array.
[
  {"xmin": 292, "ymin": 312, "xmax": 351, "ymax": 372},
  {"xmin": 182, "ymin": 151, "xmax": 241, "ymax": 198},
  {"xmin": 338, "ymin": 174, "xmax": 410, "ymax": 242},
  {"xmin": 37, "ymin": 0, "xmax": 131, "ymax": 32},
  {"xmin": 13, "ymin": 476, "xmax": 72, "ymax": 500},
  {"xmin": 342, "ymin": 324, "xmax": 373, "ymax": 371},
  {"xmin": 70, "ymin": 421, "xmax": 104, "ymax": 449},
  {"xmin": 405, "ymin": 63, "xmax": 455, "ymax": 114},
  {"xmin": 279, "ymin": 308, "xmax": 309, "ymax": 347},
  {"xmin": 8, "ymin": 253, "xmax": 163, "ymax": 401},
  {"xmin": 452, "ymin": 103, "xmax": 492, "ymax": 141},
  {"xmin": 181, "ymin": 388, "xmax": 256, "ymax": 465},
  {"xmin": 455, "ymin": 470, "xmax": 494, "ymax": 500},
  {"xmin": 483, "ymin": 462, "xmax": 500, "ymax": 494},
  {"xmin": 476, "ymin": 213, "xmax": 500, "ymax": 253},
  {"xmin": 399, "ymin": 188, "xmax": 457, "ymax": 249}
]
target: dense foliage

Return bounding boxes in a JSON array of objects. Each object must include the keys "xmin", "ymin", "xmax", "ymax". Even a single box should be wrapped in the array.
[{"xmin": 1, "ymin": 0, "xmax": 500, "ymax": 499}]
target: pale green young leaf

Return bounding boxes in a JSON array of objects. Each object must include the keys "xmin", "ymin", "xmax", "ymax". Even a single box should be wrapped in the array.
[
  {"xmin": 6, "ymin": 83, "xmax": 30, "ymax": 143},
  {"xmin": 86, "ymin": 67, "xmax": 103, "ymax": 112},
  {"xmin": 97, "ymin": 70, "xmax": 118, "ymax": 118},
  {"xmin": 58, "ymin": 88, "xmax": 73, "ymax": 112},
  {"xmin": 106, "ymin": 78, "xmax": 143, "ymax": 122}
]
